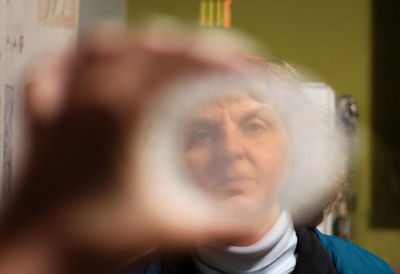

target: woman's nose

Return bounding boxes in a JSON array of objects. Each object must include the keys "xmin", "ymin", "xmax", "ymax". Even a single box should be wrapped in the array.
[{"xmin": 218, "ymin": 125, "xmax": 246, "ymax": 162}]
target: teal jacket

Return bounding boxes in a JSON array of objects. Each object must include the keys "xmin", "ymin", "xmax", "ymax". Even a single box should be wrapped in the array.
[
  {"xmin": 312, "ymin": 229, "xmax": 393, "ymax": 274},
  {"xmin": 121, "ymin": 229, "xmax": 393, "ymax": 274}
]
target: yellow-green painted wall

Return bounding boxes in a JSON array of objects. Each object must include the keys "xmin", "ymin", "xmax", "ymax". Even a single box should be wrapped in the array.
[{"xmin": 126, "ymin": 0, "xmax": 400, "ymax": 263}]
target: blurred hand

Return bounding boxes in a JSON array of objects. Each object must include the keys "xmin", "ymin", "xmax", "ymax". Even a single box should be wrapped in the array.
[{"xmin": 0, "ymin": 28, "xmax": 250, "ymax": 272}]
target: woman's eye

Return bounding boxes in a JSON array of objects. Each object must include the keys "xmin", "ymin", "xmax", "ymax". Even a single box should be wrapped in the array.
[
  {"xmin": 244, "ymin": 120, "xmax": 266, "ymax": 134},
  {"xmin": 190, "ymin": 130, "xmax": 211, "ymax": 146}
]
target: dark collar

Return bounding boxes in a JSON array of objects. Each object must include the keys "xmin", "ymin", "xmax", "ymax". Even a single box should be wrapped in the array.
[{"xmin": 293, "ymin": 228, "xmax": 337, "ymax": 274}]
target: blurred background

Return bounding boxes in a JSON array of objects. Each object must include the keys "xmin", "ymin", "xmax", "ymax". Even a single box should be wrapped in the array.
[{"xmin": 0, "ymin": 0, "xmax": 398, "ymax": 270}]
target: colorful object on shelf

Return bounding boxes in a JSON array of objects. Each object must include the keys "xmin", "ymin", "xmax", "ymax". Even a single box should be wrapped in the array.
[{"xmin": 199, "ymin": 0, "xmax": 232, "ymax": 28}]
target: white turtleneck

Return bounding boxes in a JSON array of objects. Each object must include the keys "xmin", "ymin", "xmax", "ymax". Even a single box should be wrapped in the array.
[{"xmin": 193, "ymin": 211, "xmax": 297, "ymax": 274}]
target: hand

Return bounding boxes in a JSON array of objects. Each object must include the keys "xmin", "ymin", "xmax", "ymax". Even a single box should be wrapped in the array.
[{"xmin": 0, "ymin": 28, "xmax": 250, "ymax": 272}]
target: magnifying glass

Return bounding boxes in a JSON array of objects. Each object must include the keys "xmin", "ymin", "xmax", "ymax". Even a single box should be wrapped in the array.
[{"xmin": 132, "ymin": 67, "xmax": 346, "ymax": 238}]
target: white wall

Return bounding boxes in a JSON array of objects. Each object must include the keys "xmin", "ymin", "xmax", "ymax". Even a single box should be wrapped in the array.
[{"xmin": 0, "ymin": 0, "xmax": 79, "ymax": 202}]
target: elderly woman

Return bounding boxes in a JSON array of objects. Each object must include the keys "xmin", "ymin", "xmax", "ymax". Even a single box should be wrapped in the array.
[
  {"xmin": 0, "ymin": 29, "xmax": 393, "ymax": 274},
  {"xmin": 126, "ymin": 57, "xmax": 392, "ymax": 273}
]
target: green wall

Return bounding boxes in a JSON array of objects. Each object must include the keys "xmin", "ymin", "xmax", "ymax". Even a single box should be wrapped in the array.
[{"xmin": 126, "ymin": 0, "xmax": 400, "ymax": 263}]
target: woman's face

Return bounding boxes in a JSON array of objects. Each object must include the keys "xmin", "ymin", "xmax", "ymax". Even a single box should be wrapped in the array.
[{"xmin": 182, "ymin": 93, "xmax": 288, "ymax": 210}]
